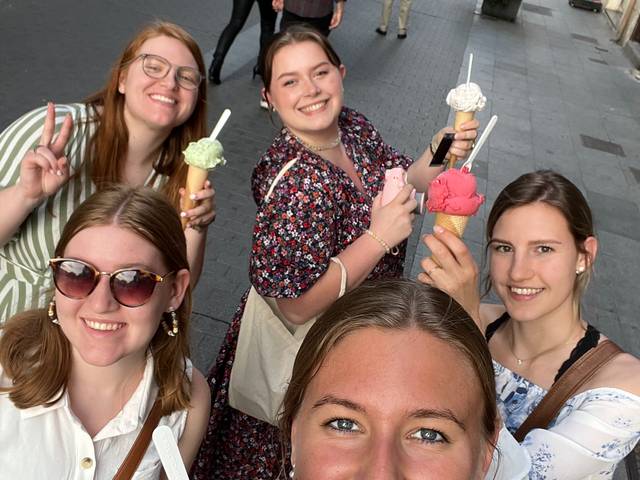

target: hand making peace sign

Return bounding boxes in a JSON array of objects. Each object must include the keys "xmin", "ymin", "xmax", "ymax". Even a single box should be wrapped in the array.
[{"xmin": 17, "ymin": 102, "xmax": 73, "ymax": 203}]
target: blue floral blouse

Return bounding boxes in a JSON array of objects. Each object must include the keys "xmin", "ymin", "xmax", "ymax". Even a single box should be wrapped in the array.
[{"xmin": 494, "ymin": 360, "xmax": 640, "ymax": 479}]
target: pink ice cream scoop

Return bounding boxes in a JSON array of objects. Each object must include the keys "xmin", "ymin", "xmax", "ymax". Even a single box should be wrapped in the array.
[{"xmin": 427, "ymin": 167, "xmax": 484, "ymax": 216}]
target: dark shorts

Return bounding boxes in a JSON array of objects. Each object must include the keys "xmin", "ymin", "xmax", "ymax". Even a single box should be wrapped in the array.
[{"xmin": 280, "ymin": 9, "xmax": 333, "ymax": 37}]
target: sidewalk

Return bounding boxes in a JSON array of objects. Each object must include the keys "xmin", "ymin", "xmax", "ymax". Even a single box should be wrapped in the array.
[{"xmin": 411, "ymin": 0, "xmax": 640, "ymax": 359}]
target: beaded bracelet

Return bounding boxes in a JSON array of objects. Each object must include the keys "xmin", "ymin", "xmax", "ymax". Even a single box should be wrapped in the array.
[{"xmin": 365, "ymin": 229, "xmax": 399, "ymax": 256}]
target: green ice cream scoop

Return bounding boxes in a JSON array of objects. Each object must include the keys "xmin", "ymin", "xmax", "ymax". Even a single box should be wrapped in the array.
[{"xmin": 183, "ymin": 138, "xmax": 226, "ymax": 170}]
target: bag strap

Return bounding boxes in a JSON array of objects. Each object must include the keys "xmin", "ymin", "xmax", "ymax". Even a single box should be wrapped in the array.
[
  {"xmin": 265, "ymin": 159, "xmax": 297, "ymax": 202},
  {"xmin": 112, "ymin": 398, "xmax": 164, "ymax": 480},
  {"xmin": 514, "ymin": 339, "xmax": 622, "ymax": 442}
]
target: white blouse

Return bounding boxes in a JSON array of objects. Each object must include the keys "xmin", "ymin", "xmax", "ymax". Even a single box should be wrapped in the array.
[
  {"xmin": 0, "ymin": 355, "xmax": 190, "ymax": 480},
  {"xmin": 494, "ymin": 360, "xmax": 640, "ymax": 479}
]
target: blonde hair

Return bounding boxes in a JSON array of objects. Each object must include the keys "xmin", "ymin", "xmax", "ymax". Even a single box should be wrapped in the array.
[
  {"xmin": 84, "ymin": 21, "xmax": 207, "ymax": 207},
  {"xmin": 0, "ymin": 185, "xmax": 193, "ymax": 416},
  {"xmin": 280, "ymin": 280, "xmax": 498, "ymax": 447}
]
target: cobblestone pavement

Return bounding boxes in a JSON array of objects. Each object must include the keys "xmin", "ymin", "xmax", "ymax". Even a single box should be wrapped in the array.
[{"xmin": 2, "ymin": 0, "xmax": 639, "ymax": 474}]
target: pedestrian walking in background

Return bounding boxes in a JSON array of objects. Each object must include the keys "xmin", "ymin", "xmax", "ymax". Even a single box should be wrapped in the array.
[
  {"xmin": 208, "ymin": 0, "xmax": 277, "ymax": 85},
  {"xmin": 376, "ymin": 0, "xmax": 414, "ymax": 38},
  {"xmin": 273, "ymin": 0, "xmax": 346, "ymax": 37},
  {"xmin": 191, "ymin": 25, "xmax": 478, "ymax": 480},
  {"xmin": 0, "ymin": 21, "xmax": 215, "ymax": 323}
]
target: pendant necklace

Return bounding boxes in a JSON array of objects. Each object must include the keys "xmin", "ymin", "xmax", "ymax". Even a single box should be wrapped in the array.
[{"xmin": 508, "ymin": 323, "xmax": 584, "ymax": 366}]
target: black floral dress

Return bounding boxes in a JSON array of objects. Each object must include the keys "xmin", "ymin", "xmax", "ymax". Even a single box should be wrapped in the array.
[{"xmin": 191, "ymin": 108, "xmax": 414, "ymax": 479}]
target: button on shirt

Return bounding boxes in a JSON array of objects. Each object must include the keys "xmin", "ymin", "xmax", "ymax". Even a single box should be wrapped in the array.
[{"xmin": 0, "ymin": 355, "xmax": 191, "ymax": 480}]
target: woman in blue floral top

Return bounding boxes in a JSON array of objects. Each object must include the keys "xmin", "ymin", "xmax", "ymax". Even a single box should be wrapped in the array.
[
  {"xmin": 191, "ymin": 25, "xmax": 479, "ymax": 479},
  {"xmin": 420, "ymin": 170, "xmax": 640, "ymax": 479}
]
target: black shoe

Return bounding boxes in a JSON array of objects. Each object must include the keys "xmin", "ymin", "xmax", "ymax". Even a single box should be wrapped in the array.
[
  {"xmin": 397, "ymin": 31, "xmax": 407, "ymax": 39},
  {"xmin": 375, "ymin": 27, "xmax": 387, "ymax": 36},
  {"xmin": 208, "ymin": 56, "xmax": 222, "ymax": 85}
]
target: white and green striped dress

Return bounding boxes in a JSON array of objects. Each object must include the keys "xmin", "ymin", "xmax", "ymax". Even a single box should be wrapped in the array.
[{"xmin": 0, "ymin": 103, "xmax": 167, "ymax": 322}]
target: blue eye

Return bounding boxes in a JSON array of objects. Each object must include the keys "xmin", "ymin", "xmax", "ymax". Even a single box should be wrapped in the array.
[
  {"xmin": 327, "ymin": 418, "xmax": 360, "ymax": 433},
  {"xmin": 410, "ymin": 428, "xmax": 446, "ymax": 443}
]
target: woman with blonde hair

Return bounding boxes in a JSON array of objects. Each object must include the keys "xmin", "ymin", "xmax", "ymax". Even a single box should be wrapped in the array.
[
  {"xmin": 0, "ymin": 21, "xmax": 215, "ymax": 321},
  {"xmin": 280, "ymin": 279, "xmax": 501, "ymax": 479},
  {"xmin": 0, "ymin": 185, "xmax": 210, "ymax": 479}
]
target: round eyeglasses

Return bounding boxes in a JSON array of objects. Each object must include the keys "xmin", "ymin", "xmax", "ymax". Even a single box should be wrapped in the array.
[
  {"xmin": 136, "ymin": 53, "xmax": 202, "ymax": 91},
  {"xmin": 50, "ymin": 258, "xmax": 174, "ymax": 308}
]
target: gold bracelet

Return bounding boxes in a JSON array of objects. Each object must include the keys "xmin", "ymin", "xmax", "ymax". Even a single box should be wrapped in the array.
[{"xmin": 365, "ymin": 229, "xmax": 398, "ymax": 256}]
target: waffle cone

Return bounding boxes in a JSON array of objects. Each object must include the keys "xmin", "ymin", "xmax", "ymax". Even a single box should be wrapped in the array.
[
  {"xmin": 448, "ymin": 111, "xmax": 476, "ymax": 169},
  {"xmin": 182, "ymin": 166, "xmax": 209, "ymax": 228},
  {"xmin": 435, "ymin": 212, "xmax": 469, "ymax": 238}
]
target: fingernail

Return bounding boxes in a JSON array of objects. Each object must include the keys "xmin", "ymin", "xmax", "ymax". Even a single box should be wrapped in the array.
[
  {"xmin": 189, "ymin": 194, "xmax": 197, "ymax": 200},
  {"xmin": 433, "ymin": 225, "xmax": 444, "ymax": 234},
  {"xmin": 180, "ymin": 212, "xmax": 187, "ymax": 217}
]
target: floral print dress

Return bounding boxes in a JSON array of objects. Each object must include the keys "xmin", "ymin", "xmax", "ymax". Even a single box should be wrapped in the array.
[{"xmin": 191, "ymin": 107, "xmax": 414, "ymax": 479}]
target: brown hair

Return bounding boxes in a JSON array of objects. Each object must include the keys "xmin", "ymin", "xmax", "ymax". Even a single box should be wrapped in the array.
[
  {"xmin": 84, "ymin": 21, "xmax": 207, "ymax": 206},
  {"xmin": 484, "ymin": 170, "xmax": 595, "ymax": 308},
  {"xmin": 280, "ymin": 279, "xmax": 498, "ymax": 448},
  {"xmin": 0, "ymin": 185, "xmax": 192, "ymax": 416},
  {"xmin": 260, "ymin": 24, "xmax": 342, "ymax": 96}
]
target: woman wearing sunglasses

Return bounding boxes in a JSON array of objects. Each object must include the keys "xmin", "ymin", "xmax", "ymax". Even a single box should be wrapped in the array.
[
  {"xmin": 0, "ymin": 185, "xmax": 210, "ymax": 479},
  {"xmin": 0, "ymin": 21, "xmax": 214, "ymax": 322}
]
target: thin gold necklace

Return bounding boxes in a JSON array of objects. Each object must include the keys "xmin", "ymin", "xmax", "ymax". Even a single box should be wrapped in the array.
[
  {"xmin": 508, "ymin": 322, "xmax": 584, "ymax": 366},
  {"xmin": 293, "ymin": 132, "xmax": 342, "ymax": 152}
]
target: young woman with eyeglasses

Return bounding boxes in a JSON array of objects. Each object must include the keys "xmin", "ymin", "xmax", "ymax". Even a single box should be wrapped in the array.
[
  {"xmin": 0, "ymin": 185, "xmax": 211, "ymax": 479},
  {"xmin": 0, "ymin": 21, "xmax": 214, "ymax": 322}
]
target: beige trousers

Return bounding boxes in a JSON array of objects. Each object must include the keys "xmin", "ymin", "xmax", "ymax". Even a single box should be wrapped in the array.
[{"xmin": 380, "ymin": 0, "xmax": 414, "ymax": 32}]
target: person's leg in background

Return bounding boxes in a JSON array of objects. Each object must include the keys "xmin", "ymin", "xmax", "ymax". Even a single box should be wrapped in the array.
[
  {"xmin": 376, "ymin": 0, "xmax": 394, "ymax": 35},
  {"xmin": 209, "ymin": 0, "xmax": 255, "ymax": 84},
  {"xmin": 397, "ymin": 0, "xmax": 413, "ymax": 38},
  {"xmin": 255, "ymin": 0, "xmax": 277, "ymax": 77}
]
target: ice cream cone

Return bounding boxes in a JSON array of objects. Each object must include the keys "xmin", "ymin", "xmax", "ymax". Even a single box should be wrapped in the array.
[
  {"xmin": 448, "ymin": 111, "xmax": 476, "ymax": 169},
  {"xmin": 182, "ymin": 166, "xmax": 209, "ymax": 228},
  {"xmin": 435, "ymin": 212, "xmax": 469, "ymax": 238}
]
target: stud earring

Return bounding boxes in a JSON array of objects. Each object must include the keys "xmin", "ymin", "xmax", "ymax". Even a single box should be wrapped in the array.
[
  {"xmin": 576, "ymin": 267, "xmax": 585, "ymax": 275},
  {"xmin": 48, "ymin": 300, "xmax": 59, "ymax": 325},
  {"xmin": 289, "ymin": 466, "xmax": 295, "ymax": 479},
  {"xmin": 162, "ymin": 309, "xmax": 179, "ymax": 336}
]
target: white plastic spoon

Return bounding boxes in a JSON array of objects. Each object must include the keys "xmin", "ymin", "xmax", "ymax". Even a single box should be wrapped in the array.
[
  {"xmin": 152, "ymin": 425, "xmax": 189, "ymax": 480},
  {"xmin": 462, "ymin": 114, "xmax": 498, "ymax": 171},
  {"xmin": 209, "ymin": 108, "xmax": 231, "ymax": 140}
]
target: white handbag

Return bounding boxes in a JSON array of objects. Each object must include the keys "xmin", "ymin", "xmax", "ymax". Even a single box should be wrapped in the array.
[{"xmin": 228, "ymin": 159, "xmax": 348, "ymax": 425}]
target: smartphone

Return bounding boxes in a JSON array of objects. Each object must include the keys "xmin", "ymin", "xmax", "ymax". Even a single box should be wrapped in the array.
[{"xmin": 430, "ymin": 133, "xmax": 455, "ymax": 166}]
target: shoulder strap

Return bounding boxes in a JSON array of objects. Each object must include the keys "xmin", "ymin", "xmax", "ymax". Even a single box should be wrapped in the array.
[
  {"xmin": 514, "ymin": 340, "xmax": 622, "ymax": 442},
  {"xmin": 112, "ymin": 398, "xmax": 163, "ymax": 480},
  {"xmin": 264, "ymin": 159, "xmax": 297, "ymax": 202}
]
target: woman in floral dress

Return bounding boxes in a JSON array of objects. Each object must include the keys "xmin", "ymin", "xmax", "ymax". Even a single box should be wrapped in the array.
[
  {"xmin": 420, "ymin": 170, "xmax": 640, "ymax": 478},
  {"xmin": 191, "ymin": 25, "xmax": 479, "ymax": 479}
]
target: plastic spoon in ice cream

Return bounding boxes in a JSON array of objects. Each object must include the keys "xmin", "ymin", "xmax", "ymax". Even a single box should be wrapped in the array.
[
  {"xmin": 462, "ymin": 115, "xmax": 498, "ymax": 171},
  {"xmin": 210, "ymin": 108, "xmax": 231, "ymax": 140},
  {"xmin": 466, "ymin": 53, "xmax": 473, "ymax": 88},
  {"xmin": 153, "ymin": 425, "xmax": 189, "ymax": 480}
]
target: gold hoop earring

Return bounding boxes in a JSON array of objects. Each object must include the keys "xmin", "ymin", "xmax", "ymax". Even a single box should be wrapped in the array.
[
  {"xmin": 162, "ymin": 309, "xmax": 179, "ymax": 337},
  {"xmin": 48, "ymin": 300, "xmax": 59, "ymax": 325}
]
